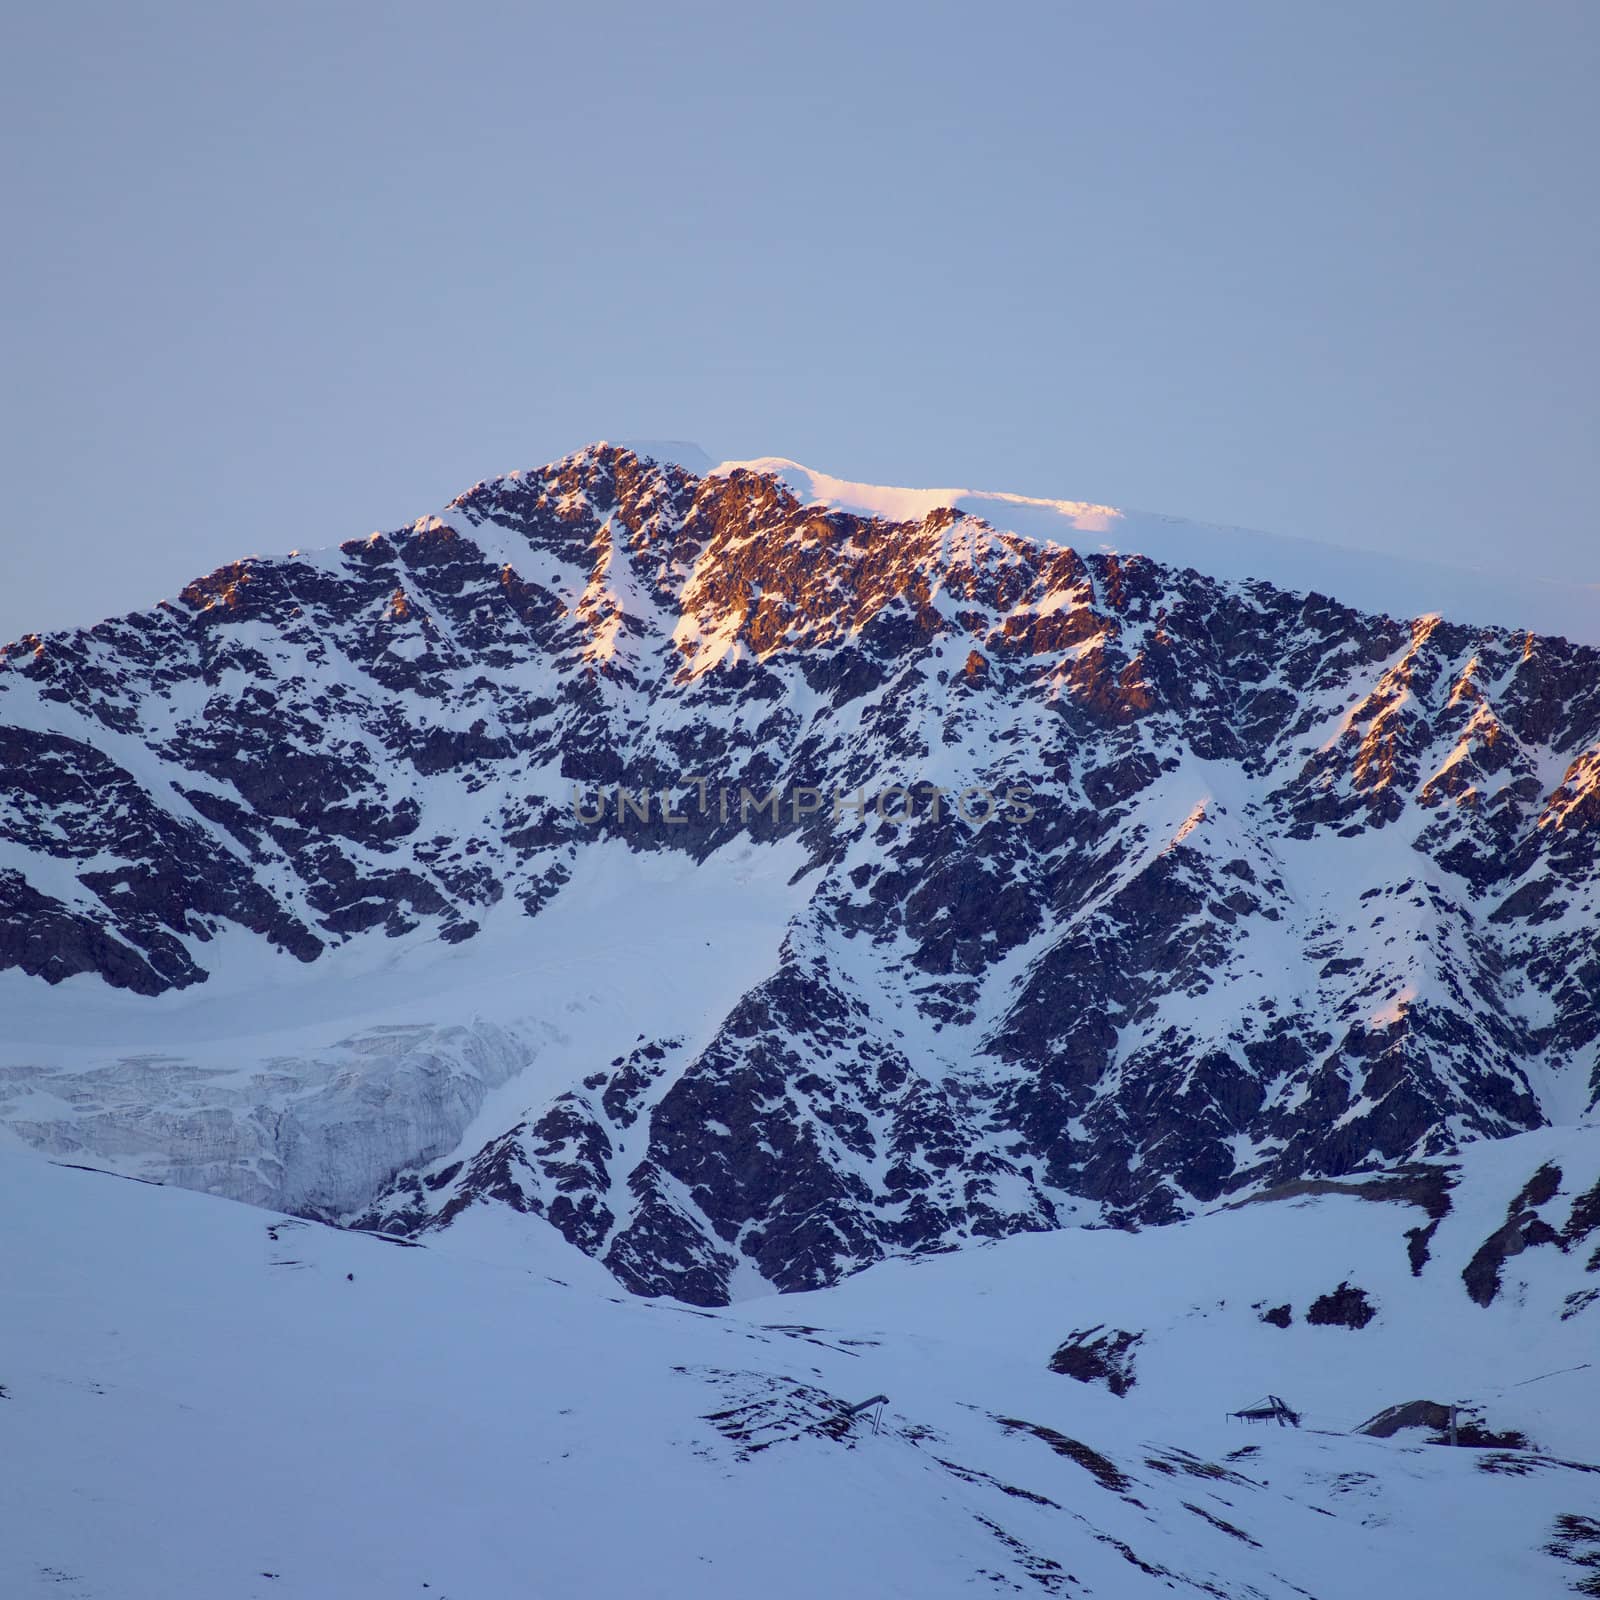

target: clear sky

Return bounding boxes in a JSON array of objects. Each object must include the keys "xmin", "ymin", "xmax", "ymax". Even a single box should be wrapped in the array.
[{"xmin": 3, "ymin": 0, "xmax": 1596, "ymax": 645}]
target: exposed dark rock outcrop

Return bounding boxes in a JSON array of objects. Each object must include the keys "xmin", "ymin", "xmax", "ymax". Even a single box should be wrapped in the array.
[
  {"xmin": 1306, "ymin": 1282, "xmax": 1377, "ymax": 1329},
  {"xmin": 1355, "ymin": 1398, "xmax": 1528, "ymax": 1449},
  {"xmin": 1048, "ymin": 1327, "xmax": 1144, "ymax": 1394},
  {"xmin": 1463, "ymin": 1163, "xmax": 1568, "ymax": 1307}
]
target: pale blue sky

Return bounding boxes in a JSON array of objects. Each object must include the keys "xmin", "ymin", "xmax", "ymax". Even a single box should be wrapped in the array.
[{"xmin": 3, "ymin": 0, "xmax": 1596, "ymax": 644}]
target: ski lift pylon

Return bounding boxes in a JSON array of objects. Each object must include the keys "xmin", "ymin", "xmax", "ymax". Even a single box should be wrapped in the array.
[{"xmin": 1227, "ymin": 1394, "xmax": 1300, "ymax": 1427}]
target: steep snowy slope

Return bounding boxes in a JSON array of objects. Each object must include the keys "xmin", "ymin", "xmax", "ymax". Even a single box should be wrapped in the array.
[
  {"xmin": 3, "ymin": 444, "xmax": 1598, "ymax": 1304},
  {"xmin": 4, "ymin": 1142, "xmax": 1598, "ymax": 1599}
]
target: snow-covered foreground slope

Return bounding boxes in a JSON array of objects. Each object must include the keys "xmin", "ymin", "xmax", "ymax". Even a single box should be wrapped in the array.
[
  {"xmin": 5, "ymin": 1139, "xmax": 1598, "ymax": 1599},
  {"xmin": 753, "ymin": 1124, "xmax": 1600, "ymax": 1463}
]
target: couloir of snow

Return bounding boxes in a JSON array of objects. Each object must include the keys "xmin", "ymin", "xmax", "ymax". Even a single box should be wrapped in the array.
[{"xmin": 4, "ymin": 1130, "xmax": 1596, "ymax": 1599}]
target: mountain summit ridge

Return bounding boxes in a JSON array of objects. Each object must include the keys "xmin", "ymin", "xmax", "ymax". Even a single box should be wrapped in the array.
[{"xmin": 629, "ymin": 441, "xmax": 1600, "ymax": 647}]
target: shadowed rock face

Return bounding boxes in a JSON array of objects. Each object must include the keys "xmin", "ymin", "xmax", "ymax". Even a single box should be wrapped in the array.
[{"xmin": 4, "ymin": 444, "xmax": 1600, "ymax": 1302}]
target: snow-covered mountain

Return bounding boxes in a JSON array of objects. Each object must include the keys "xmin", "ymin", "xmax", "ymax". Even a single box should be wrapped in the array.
[
  {"xmin": 5, "ymin": 1127, "xmax": 1598, "ymax": 1598},
  {"xmin": 3, "ymin": 443, "xmax": 1598, "ymax": 1311}
]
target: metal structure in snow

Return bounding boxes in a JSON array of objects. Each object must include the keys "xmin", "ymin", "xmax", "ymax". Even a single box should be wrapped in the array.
[
  {"xmin": 844, "ymin": 1394, "xmax": 890, "ymax": 1436},
  {"xmin": 1228, "ymin": 1395, "xmax": 1301, "ymax": 1427}
]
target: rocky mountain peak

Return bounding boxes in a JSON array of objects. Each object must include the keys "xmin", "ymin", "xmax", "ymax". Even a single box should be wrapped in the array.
[{"xmin": 2, "ymin": 443, "xmax": 1597, "ymax": 1303}]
